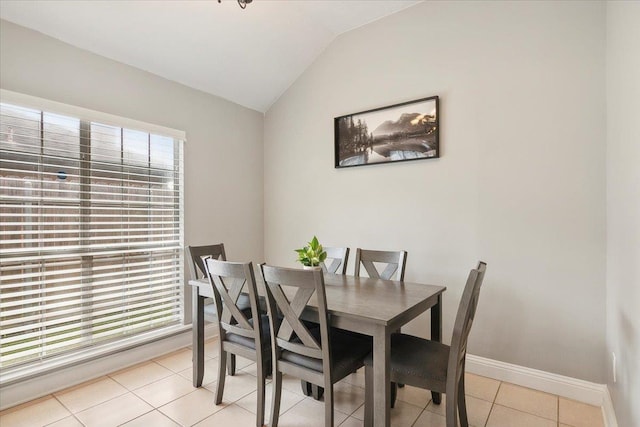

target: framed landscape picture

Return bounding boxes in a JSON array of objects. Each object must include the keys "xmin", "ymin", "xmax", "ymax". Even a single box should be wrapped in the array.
[{"xmin": 334, "ymin": 96, "xmax": 439, "ymax": 168}]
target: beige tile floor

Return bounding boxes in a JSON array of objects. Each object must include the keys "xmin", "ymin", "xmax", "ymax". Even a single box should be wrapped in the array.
[{"xmin": 0, "ymin": 338, "xmax": 605, "ymax": 427}]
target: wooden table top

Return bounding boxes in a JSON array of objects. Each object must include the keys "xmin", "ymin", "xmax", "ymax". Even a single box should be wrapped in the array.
[{"xmin": 189, "ymin": 272, "xmax": 445, "ymax": 327}]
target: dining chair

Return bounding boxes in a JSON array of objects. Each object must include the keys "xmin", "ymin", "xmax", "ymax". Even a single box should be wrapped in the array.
[
  {"xmin": 260, "ymin": 264, "xmax": 372, "ymax": 427},
  {"xmin": 300, "ymin": 246, "xmax": 349, "ymax": 397},
  {"xmin": 321, "ymin": 247, "xmax": 350, "ymax": 275},
  {"xmin": 363, "ymin": 261, "xmax": 487, "ymax": 427},
  {"xmin": 354, "ymin": 248, "xmax": 407, "ymax": 281},
  {"xmin": 189, "ymin": 244, "xmax": 256, "ymax": 321},
  {"xmin": 354, "ymin": 247, "xmax": 408, "ymax": 398},
  {"xmin": 188, "ymin": 244, "xmax": 227, "ymax": 281},
  {"xmin": 204, "ymin": 258, "xmax": 271, "ymax": 427},
  {"xmin": 188, "ymin": 244, "xmax": 250, "ymax": 376}
]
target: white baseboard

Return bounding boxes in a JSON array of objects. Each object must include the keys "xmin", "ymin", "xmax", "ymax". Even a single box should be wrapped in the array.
[
  {"xmin": 601, "ymin": 386, "xmax": 619, "ymax": 427},
  {"xmin": 466, "ymin": 354, "xmax": 618, "ymax": 427}
]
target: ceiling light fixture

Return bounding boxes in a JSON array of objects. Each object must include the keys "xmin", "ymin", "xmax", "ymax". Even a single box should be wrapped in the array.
[{"xmin": 218, "ymin": 0, "xmax": 253, "ymax": 9}]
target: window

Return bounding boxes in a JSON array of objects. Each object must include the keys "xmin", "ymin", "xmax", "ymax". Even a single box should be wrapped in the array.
[{"xmin": 0, "ymin": 92, "xmax": 185, "ymax": 376}]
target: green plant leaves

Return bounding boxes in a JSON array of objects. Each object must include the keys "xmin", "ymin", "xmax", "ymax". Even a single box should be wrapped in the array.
[
  {"xmin": 310, "ymin": 236, "xmax": 319, "ymax": 250},
  {"xmin": 294, "ymin": 235, "xmax": 327, "ymax": 267}
]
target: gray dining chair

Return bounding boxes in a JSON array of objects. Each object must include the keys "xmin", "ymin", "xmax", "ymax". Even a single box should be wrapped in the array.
[
  {"xmin": 354, "ymin": 248, "xmax": 407, "ymax": 281},
  {"xmin": 321, "ymin": 247, "xmax": 350, "ymax": 275},
  {"xmin": 188, "ymin": 244, "xmax": 227, "ymax": 282},
  {"xmin": 204, "ymin": 258, "xmax": 271, "ymax": 427},
  {"xmin": 354, "ymin": 247, "xmax": 408, "ymax": 399},
  {"xmin": 363, "ymin": 261, "xmax": 487, "ymax": 427},
  {"xmin": 188, "ymin": 243, "xmax": 251, "ymax": 376},
  {"xmin": 301, "ymin": 246, "xmax": 350, "ymax": 397},
  {"xmin": 260, "ymin": 264, "xmax": 372, "ymax": 427}
]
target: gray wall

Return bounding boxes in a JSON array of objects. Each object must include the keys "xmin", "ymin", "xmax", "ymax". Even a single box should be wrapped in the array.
[
  {"xmin": 606, "ymin": 2, "xmax": 640, "ymax": 426},
  {"xmin": 264, "ymin": 1, "xmax": 607, "ymax": 382},
  {"xmin": 0, "ymin": 20, "xmax": 265, "ymax": 266}
]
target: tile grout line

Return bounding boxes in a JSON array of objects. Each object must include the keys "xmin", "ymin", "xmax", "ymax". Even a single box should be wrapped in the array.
[
  {"xmin": 53, "ymin": 386, "xmax": 137, "ymax": 422},
  {"xmin": 494, "ymin": 380, "xmax": 566, "ymax": 424},
  {"xmin": 114, "ymin": 407, "xmax": 156, "ymax": 427},
  {"xmin": 43, "ymin": 394, "xmax": 76, "ymax": 427},
  {"xmin": 79, "ymin": 391, "xmax": 157, "ymax": 426},
  {"xmin": 275, "ymin": 394, "xmax": 308, "ymax": 419},
  {"xmin": 485, "ymin": 403, "xmax": 495, "ymax": 427},
  {"xmin": 107, "ymin": 360, "xmax": 173, "ymax": 390},
  {"xmin": 51, "ymin": 392, "xmax": 73, "ymax": 417},
  {"xmin": 484, "ymin": 380, "xmax": 503, "ymax": 427},
  {"xmin": 492, "ymin": 381, "xmax": 501, "ymax": 405},
  {"xmin": 492, "ymin": 402, "xmax": 567, "ymax": 424},
  {"xmin": 157, "ymin": 402, "xmax": 185, "ymax": 427},
  {"xmin": 410, "ymin": 404, "xmax": 430, "ymax": 427}
]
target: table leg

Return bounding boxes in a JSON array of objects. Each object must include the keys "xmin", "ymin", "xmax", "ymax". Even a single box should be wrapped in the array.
[
  {"xmin": 372, "ymin": 327, "xmax": 391, "ymax": 427},
  {"xmin": 431, "ymin": 293, "xmax": 442, "ymax": 404},
  {"xmin": 192, "ymin": 287, "xmax": 205, "ymax": 387}
]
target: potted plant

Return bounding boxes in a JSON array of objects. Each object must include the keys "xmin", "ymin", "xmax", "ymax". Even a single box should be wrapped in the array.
[{"xmin": 295, "ymin": 236, "xmax": 327, "ymax": 269}]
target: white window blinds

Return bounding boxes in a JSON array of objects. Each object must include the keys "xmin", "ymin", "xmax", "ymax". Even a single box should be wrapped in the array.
[{"xmin": 0, "ymin": 96, "xmax": 185, "ymax": 371}]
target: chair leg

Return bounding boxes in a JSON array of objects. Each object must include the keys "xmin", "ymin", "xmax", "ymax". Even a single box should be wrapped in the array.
[
  {"xmin": 458, "ymin": 374, "xmax": 469, "ymax": 427},
  {"xmin": 256, "ymin": 358, "xmax": 266, "ymax": 427},
  {"xmin": 324, "ymin": 383, "xmax": 333, "ymax": 427},
  {"xmin": 364, "ymin": 364, "xmax": 373, "ymax": 427},
  {"xmin": 265, "ymin": 358, "xmax": 273, "ymax": 377},
  {"xmin": 446, "ymin": 388, "xmax": 458, "ymax": 427},
  {"xmin": 270, "ymin": 371, "xmax": 283, "ymax": 427},
  {"xmin": 301, "ymin": 380, "xmax": 312, "ymax": 396},
  {"xmin": 227, "ymin": 354, "xmax": 236, "ymax": 376},
  {"xmin": 215, "ymin": 350, "xmax": 227, "ymax": 405},
  {"xmin": 395, "ymin": 329, "xmax": 404, "ymax": 389},
  {"xmin": 312, "ymin": 384, "xmax": 325, "ymax": 400},
  {"xmin": 432, "ymin": 391, "xmax": 442, "ymax": 405},
  {"xmin": 390, "ymin": 382, "xmax": 397, "ymax": 409}
]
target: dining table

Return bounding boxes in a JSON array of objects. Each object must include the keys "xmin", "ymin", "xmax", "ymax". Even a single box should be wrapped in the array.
[{"xmin": 188, "ymin": 269, "xmax": 446, "ymax": 427}]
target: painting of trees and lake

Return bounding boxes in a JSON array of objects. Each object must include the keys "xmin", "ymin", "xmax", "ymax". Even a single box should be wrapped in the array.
[{"xmin": 334, "ymin": 96, "xmax": 439, "ymax": 168}]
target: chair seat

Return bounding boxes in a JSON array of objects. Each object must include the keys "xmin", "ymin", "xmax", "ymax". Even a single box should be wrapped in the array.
[
  {"xmin": 364, "ymin": 333, "xmax": 449, "ymax": 391},
  {"xmin": 226, "ymin": 314, "xmax": 272, "ymax": 352},
  {"xmin": 282, "ymin": 328, "xmax": 372, "ymax": 380}
]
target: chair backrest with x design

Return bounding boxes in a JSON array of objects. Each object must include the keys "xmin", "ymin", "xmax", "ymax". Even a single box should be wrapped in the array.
[
  {"xmin": 204, "ymin": 258, "xmax": 263, "ymax": 345},
  {"xmin": 322, "ymin": 247, "xmax": 350, "ymax": 275},
  {"xmin": 447, "ymin": 261, "xmax": 487, "ymax": 387},
  {"xmin": 188, "ymin": 244, "xmax": 227, "ymax": 280},
  {"xmin": 260, "ymin": 265, "xmax": 332, "ymax": 382},
  {"xmin": 205, "ymin": 258, "xmax": 270, "ymax": 427},
  {"xmin": 354, "ymin": 248, "xmax": 407, "ymax": 281}
]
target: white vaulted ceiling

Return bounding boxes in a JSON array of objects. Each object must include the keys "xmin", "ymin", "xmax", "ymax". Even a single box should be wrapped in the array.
[{"xmin": 0, "ymin": 0, "xmax": 420, "ymax": 112}]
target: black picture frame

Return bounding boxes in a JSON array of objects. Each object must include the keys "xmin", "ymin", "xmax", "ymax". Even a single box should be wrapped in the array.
[{"xmin": 334, "ymin": 96, "xmax": 439, "ymax": 168}]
